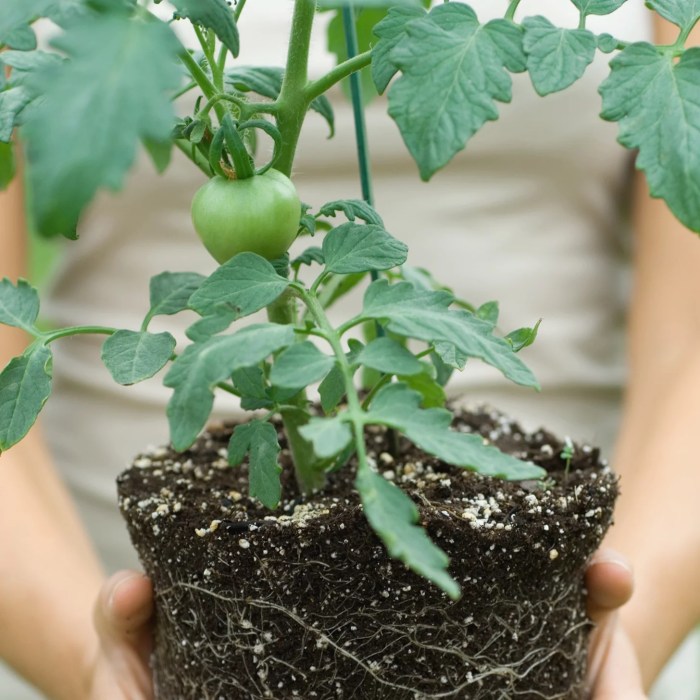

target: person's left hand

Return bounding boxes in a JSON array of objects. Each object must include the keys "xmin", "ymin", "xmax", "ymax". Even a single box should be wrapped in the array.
[
  {"xmin": 85, "ymin": 571, "xmax": 155, "ymax": 700},
  {"xmin": 585, "ymin": 549, "xmax": 646, "ymax": 699}
]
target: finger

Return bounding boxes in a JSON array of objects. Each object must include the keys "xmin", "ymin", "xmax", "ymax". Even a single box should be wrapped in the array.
[
  {"xmin": 585, "ymin": 548, "xmax": 634, "ymax": 623},
  {"xmin": 589, "ymin": 625, "xmax": 646, "ymax": 700},
  {"xmin": 95, "ymin": 570, "xmax": 154, "ymax": 664}
]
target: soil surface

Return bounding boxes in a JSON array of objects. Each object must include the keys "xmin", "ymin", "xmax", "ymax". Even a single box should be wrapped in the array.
[{"xmin": 118, "ymin": 407, "xmax": 618, "ymax": 700}]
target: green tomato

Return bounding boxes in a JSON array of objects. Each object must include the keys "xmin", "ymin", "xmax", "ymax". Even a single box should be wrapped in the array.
[{"xmin": 191, "ymin": 170, "xmax": 301, "ymax": 263}]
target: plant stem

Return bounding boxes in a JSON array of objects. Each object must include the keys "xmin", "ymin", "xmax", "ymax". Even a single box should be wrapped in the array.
[
  {"xmin": 44, "ymin": 325, "xmax": 117, "ymax": 343},
  {"xmin": 304, "ymin": 51, "xmax": 372, "ymax": 104},
  {"xmin": 179, "ymin": 49, "xmax": 227, "ymax": 124},
  {"xmin": 275, "ymin": 0, "xmax": 317, "ymax": 177},
  {"xmin": 504, "ymin": 0, "xmax": 521, "ymax": 21},
  {"xmin": 174, "ymin": 139, "xmax": 212, "ymax": 177}
]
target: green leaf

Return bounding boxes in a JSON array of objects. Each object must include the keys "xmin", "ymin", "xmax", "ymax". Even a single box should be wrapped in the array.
[
  {"xmin": 0, "ymin": 141, "xmax": 14, "ymax": 188},
  {"xmin": 232, "ymin": 366, "xmax": 271, "ymax": 410},
  {"xmin": 569, "ymin": 0, "xmax": 628, "ymax": 16},
  {"xmin": 368, "ymin": 383, "xmax": 544, "ymax": 480},
  {"xmin": 476, "ymin": 300, "xmax": 499, "ymax": 328},
  {"xmin": 226, "ymin": 66, "xmax": 335, "ymax": 137},
  {"xmin": 600, "ymin": 44, "xmax": 700, "ymax": 233},
  {"xmin": 148, "ymin": 271, "xmax": 206, "ymax": 320},
  {"xmin": 298, "ymin": 416, "xmax": 352, "ymax": 458},
  {"xmin": 291, "ymin": 246, "xmax": 325, "ymax": 268},
  {"xmin": 432, "ymin": 341, "xmax": 467, "ymax": 371},
  {"xmin": 506, "ymin": 319, "xmax": 541, "ymax": 352},
  {"xmin": 0, "ymin": 278, "xmax": 40, "ymax": 333},
  {"xmin": 189, "ymin": 253, "xmax": 290, "ymax": 318},
  {"xmin": 387, "ymin": 4, "xmax": 526, "ymax": 180},
  {"xmin": 227, "ymin": 421, "xmax": 282, "ymax": 509},
  {"xmin": 142, "ymin": 137, "xmax": 172, "ymax": 174},
  {"xmin": 185, "ymin": 308, "xmax": 238, "ymax": 342},
  {"xmin": 0, "ymin": 344, "xmax": 52, "ymax": 451},
  {"xmin": 0, "ymin": 0, "xmax": 50, "ymax": 45},
  {"xmin": 322, "ymin": 223, "xmax": 407, "ymax": 274},
  {"xmin": 319, "ymin": 363, "xmax": 346, "ymax": 413},
  {"xmin": 372, "ymin": 5, "xmax": 427, "ymax": 94},
  {"xmin": 355, "ymin": 337, "xmax": 422, "ymax": 375},
  {"xmin": 21, "ymin": 13, "xmax": 181, "ymax": 237},
  {"xmin": 101, "ymin": 330, "xmax": 176, "ymax": 386},
  {"xmin": 319, "ymin": 199, "xmax": 384, "ymax": 226},
  {"xmin": 169, "ymin": 0, "xmax": 239, "ymax": 57},
  {"xmin": 0, "ymin": 51, "xmax": 64, "ymax": 143},
  {"xmin": 164, "ymin": 324, "xmax": 294, "ymax": 451},
  {"xmin": 523, "ymin": 17, "xmax": 597, "ymax": 96},
  {"xmin": 355, "ymin": 466, "xmax": 459, "ymax": 599},
  {"xmin": 270, "ymin": 342, "xmax": 335, "ymax": 390},
  {"xmin": 4, "ymin": 25, "xmax": 37, "ymax": 51},
  {"xmin": 399, "ymin": 363, "xmax": 446, "ymax": 408},
  {"xmin": 643, "ymin": 0, "xmax": 700, "ymax": 29},
  {"xmin": 360, "ymin": 280, "xmax": 539, "ymax": 388}
]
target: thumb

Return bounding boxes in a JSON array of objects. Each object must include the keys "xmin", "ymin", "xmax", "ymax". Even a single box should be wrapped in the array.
[{"xmin": 93, "ymin": 570, "xmax": 154, "ymax": 694}]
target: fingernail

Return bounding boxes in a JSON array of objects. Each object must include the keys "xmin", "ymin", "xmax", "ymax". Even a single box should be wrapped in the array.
[
  {"xmin": 107, "ymin": 571, "xmax": 142, "ymax": 609},
  {"xmin": 589, "ymin": 550, "xmax": 633, "ymax": 574}
]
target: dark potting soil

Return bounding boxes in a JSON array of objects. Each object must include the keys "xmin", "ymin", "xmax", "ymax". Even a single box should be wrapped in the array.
[{"xmin": 118, "ymin": 407, "xmax": 617, "ymax": 700}]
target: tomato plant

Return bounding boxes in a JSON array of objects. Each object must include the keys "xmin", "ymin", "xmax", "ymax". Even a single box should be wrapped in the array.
[{"xmin": 191, "ymin": 171, "xmax": 301, "ymax": 263}]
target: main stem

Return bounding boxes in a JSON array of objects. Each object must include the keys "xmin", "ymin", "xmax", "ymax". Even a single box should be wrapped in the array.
[
  {"xmin": 275, "ymin": 0, "xmax": 317, "ymax": 177},
  {"xmin": 267, "ymin": 0, "xmax": 323, "ymax": 495}
]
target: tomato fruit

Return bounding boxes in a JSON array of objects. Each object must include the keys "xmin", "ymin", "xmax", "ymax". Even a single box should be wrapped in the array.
[{"xmin": 191, "ymin": 170, "xmax": 301, "ymax": 263}]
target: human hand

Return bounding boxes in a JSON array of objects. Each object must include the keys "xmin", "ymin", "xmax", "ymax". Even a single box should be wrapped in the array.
[
  {"xmin": 585, "ymin": 549, "xmax": 646, "ymax": 699},
  {"xmin": 86, "ymin": 571, "xmax": 155, "ymax": 700}
]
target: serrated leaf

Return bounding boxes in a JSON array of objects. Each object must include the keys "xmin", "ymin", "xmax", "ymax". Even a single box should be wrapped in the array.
[
  {"xmin": 432, "ymin": 342, "xmax": 467, "ymax": 371},
  {"xmin": 476, "ymin": 301, "xmax": 499, "ymax": 328},
  {"xmin": 355, "ymin": 466, "xmax": 459, "ymax": 598},
  {"xmin": 21, "ymin": 14, "xmax": 181, "ymax": 237},
  {"xmin": 319, "ymin": 363, "xmax": 345, "ymax": 413},
  {"xmin": 322, "ymin": 223, "xmax": 407, "ymax": 274},
  {"xmin": 600, "ymin": 44, "xmax": 700, "ymax": 233},
  {"xmin": 372, "ymin": 5, "xmax": 427, "ymax": 94},
  {"xmin": 270, "ymin": 342, "xmax": 335, "ymax": 389},
  {"xmin": 0, "ymin": 0, "xmax": 50, "ymax": 45},
  {"xmin": 185, "ymin": 308, "xmax": 238, "ymax": 342},
  {"xmin": 569, "ymin": 0, "xmax": 628, "ymax": 16},
  {"xmin": 387, "ymin": 4, "xmax": 526, "ymax": 180},
  {"xmin": 232, "ymin": 366, "xmax": 271, "ymax": 410},
  {"xmin": 164, "ymin": 324, "xmax": 294, "ymax": 450},
  {"xmin": 523, "ymin": 17, "xmax": 596, "ymax": 96},
  {"xmin": 298, "ymin": 416, "xmax": 352, "ymax": 458},
  {"xmin": 360, "ymin": 280, "xmax": 539, "ymax": 388},
  {"xmin": 170, "ymin": 0, "xmax": 239, "ymax": 57},
  {"xmin": 0, "ymin": 278, "xmax": 40, "ymax": 332},
  {"xmin": 148, "ymin": 271, "xmax": 206, "ymax": 319},
  {"xmin": 0, "ymin": 344, "xmax": 52, "ymax": 450},
  {"xmin": 292, "ymin": 246, "xmax": 325, "ymax": 268},
  {"xmin": 143, "ymin": 138, "xmax": 172, "ymax": 174},
  {"xmin": 0, "ymin": 141, "xmax": 14, "ymax": 188},
  {"xmin": 506, "ymin": 319, "xmax": 541, "ymax": 352},
  {"xmin": 101, "ymin": 330, "xmax": 176, "ymax": 386},
  {"xmin": 226, "ymin": 66, "xmax": 335, "ymax": 136},
  {"xmin": 227, "ymin": 421, "xmax": 281, "ymax": 509},
  {"xmin": 399, "ymin": 364, "xmax": 446, "ymax": 408},
  {"xmin": 319, "ymin": 199, "xmax": 384, "ymax": 226},
  {"xmin": 0, "ymin": 87, "xmax": 32, "ymax": 143},
  {"xmin": 355, "ymin": 337, "xmax": 422, "ymax": 375},
  {"xmin": 644, "ymin": 0, "xmax": 700, "ymax": 29},
  {"xmin": 188, "ymin": 253, "xmax": 290, "ymax": 318},
  {"xmin": 368, "ymin": 383, "xmax": 544, "ymax": 480}
]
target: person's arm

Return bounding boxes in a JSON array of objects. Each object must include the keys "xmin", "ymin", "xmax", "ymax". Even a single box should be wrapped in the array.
[
  {"xmin": 0, "ymin": 176, "xmax": 154, "ymax": 699},
  {"xmin": 603, "ymin": 17, "xmax": 700, "ymax": 689}
]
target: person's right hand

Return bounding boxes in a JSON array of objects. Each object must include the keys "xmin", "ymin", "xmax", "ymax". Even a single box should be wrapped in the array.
[{"xmin": 86, "ymin": 571, "xmax": 155, "ymax": 700}]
